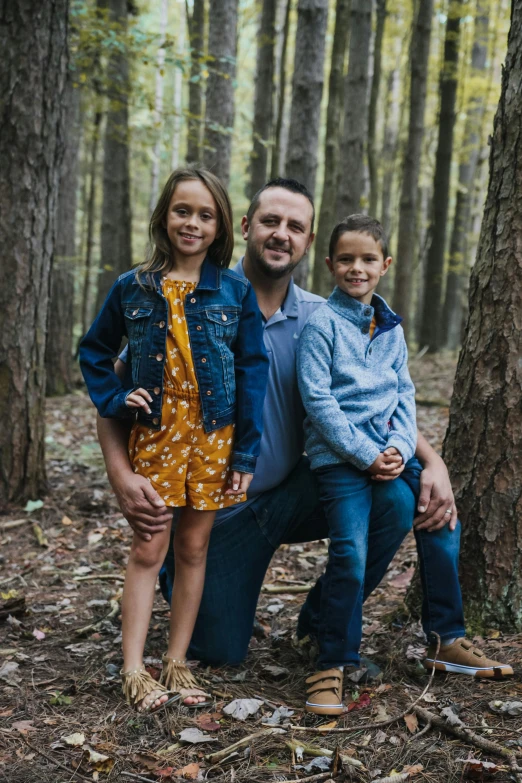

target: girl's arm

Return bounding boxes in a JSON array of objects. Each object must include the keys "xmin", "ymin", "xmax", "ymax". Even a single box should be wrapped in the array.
[
  {"xmin": 387, "ymin": 335, "xmax": 417, "ymax": 463},
  {"xmin": 79, "ymin": 278, "xmax": 134, "ymax": 419},
  {"xmin": 230, "ymin": 282, "xmax": 270, "ymax": 474}
]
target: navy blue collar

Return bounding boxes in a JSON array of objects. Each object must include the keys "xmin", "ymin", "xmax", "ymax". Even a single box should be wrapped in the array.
[{"xmin": 328, "ymin": 287, "xmax": 402, "ymax": 330}]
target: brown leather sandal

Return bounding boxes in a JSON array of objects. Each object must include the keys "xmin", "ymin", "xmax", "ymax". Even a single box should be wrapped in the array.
[
  {"xmin": 160, "ymin": 656, "xmax": 212, "ymax": 709},
  {"xmin": 305, "ymin": 667, "xmax": 346, "ymax": 715}
]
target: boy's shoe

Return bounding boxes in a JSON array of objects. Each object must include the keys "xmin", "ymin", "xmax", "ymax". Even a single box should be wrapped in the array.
[
  {"xmin": 423, "ymin": 637, "xmax": 514, "ymax": 679},
  {"xmin": 305, "ymin": 668, "xmax": 346, "ymax": 715}
]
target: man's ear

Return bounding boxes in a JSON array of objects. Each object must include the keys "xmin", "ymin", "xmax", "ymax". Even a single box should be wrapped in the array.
[
  {"xmin": 306, "ymin": 231, "xmax": 315, "ymax": 252},
  {"xmin": 325, "ymin": 257, "xmax": 334, "ymax": 276},
  {"xmin": 381, "ymin": 256, "xmax": 392, "ymax": 276},
  {"xmin": 241, "ymin": 215, "xmax": 249, "ymax": 240}
]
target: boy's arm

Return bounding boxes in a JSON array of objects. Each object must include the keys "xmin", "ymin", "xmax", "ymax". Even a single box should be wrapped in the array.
[
  {"xmin": 387, "ymin": 337, "xmax": 417, "ymax": 463},
  {"xmin": 297, "ymin": 323, "xmax": 381, "ymax": 470}
]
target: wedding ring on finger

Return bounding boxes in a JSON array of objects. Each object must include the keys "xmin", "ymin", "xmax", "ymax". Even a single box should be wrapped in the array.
[{"xmin": 444, "ymin": 508, "xmax": 452, "ymax": 515}]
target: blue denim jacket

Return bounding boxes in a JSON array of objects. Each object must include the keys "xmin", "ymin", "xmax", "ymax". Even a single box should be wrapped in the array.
[{"xmin": 79, "ymin": 257, "xmax": 269, "ymax": 474}]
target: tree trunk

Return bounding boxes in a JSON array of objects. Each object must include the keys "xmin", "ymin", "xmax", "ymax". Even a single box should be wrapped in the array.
[
  {"xmin": 312, "ymin": 0, "xmax": 352, "ymax": 297},
  {"xmin": 203, "ymin": 0, "xmax": 239, "ymax": 186},
  {"xmin": 367, "ymin": 0, "xmax": 387, "ymax": 218},
  {"xmin": 46, "ymin": 78, "xmax": 81, "ymax": 397},
  {"xmin": 81, "ymin": 109, "xmax": 102, "ymax": 338},
  {"xmin": 185, "ymin": 0, "xmax": 205, "ymax": 165},
  {"xmin": 248, "ymin": 0, "xmax": 277, "ymax": 198},
  {"xmin": 285, "ymin": 0, "xmax": 329, "ymax": 287},
  {"xmin": 0, "ymin": 0, "xmax": 68, "ymax": 504},
  {"xmin": 149, "ymin": 0, "xmax": 168, "ymax": 213},
  {"xmin": 443, "ymin": 0, "xmax": 522, "ymax": 632},
  {"xmin": 171, "ymin": 0, "xmax": 185, "ymax": 170},
  {"xmin": 442, "ymin": 3, "xmax": 489, "ymax": 350},
  {"xmin": 337, "ymin": 0, "xmax": 372, "ymax": 217},
  {"xmin": 392, "ymin": 0, "xmax": 434, "ymax": 338},
  {"xmin": 419, "ymin": 1, "xmax": 464, "ymax": 351},
  {"xmin": 95, "ymin": 0, "xmax": 132, "ymax": 311},
  {"xmin": 271, "ymin": 0, "xmax": 292, "ymax": 179}
]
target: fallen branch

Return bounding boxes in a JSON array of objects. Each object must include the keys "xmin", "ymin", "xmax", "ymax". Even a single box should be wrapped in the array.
[
  {"xmin": 292, "ymin": 773, "xmax": 335, "ymax": 783},
  {"xmin": 285, "ymin": 739, "xmax": 364, "ymax": 770},
  {"xmin": 74, "ymin": 598, "xmax": 119, "ymax": 636},
  {"xmin": 0, "ymin": 518, "xmax": 30, "ymax": 530},
  {"xmin": 509, "ymin": 755, "xmax": 522, "ymax": 783},
  {"xmin": 372, "ymin": 774, "xmax": 412, "ymax": 783},
  {"xmin": 204, "ymin": 727, "xmax": 286, "ymax": 764},
  {"xmin": 73, "ymin": 574, "xmax": 125, "ymax": 582},
  {"xmin": 414, "ymin": 706, "xmax": 522, "ymax": 760},
  {"xmin": 261, "ymin": 583, "xmax": 313, "ymax": 594},
  {"xmin": 22, "ymin": 739, "xmax": 92, "ymax": 782}
]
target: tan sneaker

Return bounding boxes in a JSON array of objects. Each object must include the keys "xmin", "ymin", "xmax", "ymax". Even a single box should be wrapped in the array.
[
  {"xmin": 423, "ymin": 637, "xmax": 514, "ymax": 679},
  {"xmin": 305, "ymin": 667, "xmax": 346, "ymax": 715}
]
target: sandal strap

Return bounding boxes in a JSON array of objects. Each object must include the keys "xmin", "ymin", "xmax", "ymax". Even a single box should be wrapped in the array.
[
  {"xmin": 120, "ymin": 667, "xmax": 167, "ymax": 706},
  {"xmin": 160, "ymin": 655, "xmax": 198, "ymax": 691}
]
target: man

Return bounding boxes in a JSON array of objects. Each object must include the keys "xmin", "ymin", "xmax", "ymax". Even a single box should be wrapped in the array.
[{"xmin": 98, "ymin": 178, "xmax": 512, "ymax": 679}]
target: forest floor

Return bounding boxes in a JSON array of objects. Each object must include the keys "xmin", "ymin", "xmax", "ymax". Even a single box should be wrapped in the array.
[{"xmin": 2, "ymin": 353, "xmax": 522, "ymax": 783}]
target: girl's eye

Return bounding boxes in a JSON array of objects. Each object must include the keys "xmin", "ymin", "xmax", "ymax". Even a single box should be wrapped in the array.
[
  {"xmin": 176, "ymin": 208, "xmax": 187, "ymax": 215},
  {"xmin": 201, "ymin": 213, "xmax": 213, "ymax": 220}
]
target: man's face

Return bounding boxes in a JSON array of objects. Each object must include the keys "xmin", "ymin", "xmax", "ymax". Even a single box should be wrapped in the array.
[{"xmin": 241, "ymin": 188, "xmax": 315, "ymax": 279}]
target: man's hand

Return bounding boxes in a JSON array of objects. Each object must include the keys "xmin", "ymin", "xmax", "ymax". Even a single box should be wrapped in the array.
[
  {"xmin": 414, "ymin": 454, "xmax": 457, "ymax": 532},
  {"xmin": 113, "ymin": 472, "xmax": 172, "ymax": 541},
  {"xmin": 225, "ymin": 471, "xmax": 253, "ymax": 495},
  {"xmin": 369, "ymin": 447, "xmax": 405, "ymax": 481}
]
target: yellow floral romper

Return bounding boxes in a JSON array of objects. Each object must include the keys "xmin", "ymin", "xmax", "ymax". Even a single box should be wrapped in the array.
[{"xmin": 128, "ymin": 279, "xmax": 244, "ymax": 510}]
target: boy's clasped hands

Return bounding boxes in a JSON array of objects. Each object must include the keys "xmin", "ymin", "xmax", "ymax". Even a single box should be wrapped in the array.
[{"xmin": 368, "ymin": 446, "xmax": 404, "ymax": 480}]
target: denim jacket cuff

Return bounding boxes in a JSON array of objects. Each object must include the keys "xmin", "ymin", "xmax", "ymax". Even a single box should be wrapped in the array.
[
  {"xmin": 230, "ymin": 451, "xmax": 257, "ymax": 474},
  {"xmin": 104, "ymin": 389, "xmax": 136, "ymax": 419}
]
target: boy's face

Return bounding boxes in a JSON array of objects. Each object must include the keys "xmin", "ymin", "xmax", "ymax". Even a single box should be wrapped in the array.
[{"xmin": 326, "ymin": 231, "xmax": 392, "ymax": 305}]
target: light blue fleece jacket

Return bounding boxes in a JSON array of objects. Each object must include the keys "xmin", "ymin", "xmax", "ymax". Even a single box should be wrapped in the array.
[{"xmin": 297, "ymin": 287, "xmax": 417, "ymax": 472}]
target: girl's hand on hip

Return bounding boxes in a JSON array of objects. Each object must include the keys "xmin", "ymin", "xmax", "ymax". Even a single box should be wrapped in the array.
[
  {"xmin": 225, "ymin": 471, "xmax": 253, "ymax": 495},
  {"xmin": 125, "ymin": 388, "xmax": 152, "ymax": 414}
]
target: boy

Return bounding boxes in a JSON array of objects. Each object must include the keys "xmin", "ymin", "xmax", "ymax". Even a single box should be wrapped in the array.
[{"xmin": 297, "ymin": 214, "xmax": 422, "ymax": 715}]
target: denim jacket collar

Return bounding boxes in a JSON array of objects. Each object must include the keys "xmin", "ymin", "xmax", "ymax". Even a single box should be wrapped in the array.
[
  {"xmin": 134, "ymin": 256, "xmax": 222, "ymax": 295},
  {"xmin": 327, "ymin": 286, "xmax": 402, "ymax": 330}
]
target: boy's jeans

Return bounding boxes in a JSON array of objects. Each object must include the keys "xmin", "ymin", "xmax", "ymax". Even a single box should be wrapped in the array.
[
  {"xmin": 159, "ymin": 456, "xmax": 465, "ymax": 666},
  {"xmin": 314, "ymin": 458, "xmax": 422, "ymax": 669}
]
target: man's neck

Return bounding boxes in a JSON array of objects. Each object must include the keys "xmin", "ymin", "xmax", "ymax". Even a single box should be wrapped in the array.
[{"xmin": 242, "ymin": 254, "xmax": 291, "ymax": 321}]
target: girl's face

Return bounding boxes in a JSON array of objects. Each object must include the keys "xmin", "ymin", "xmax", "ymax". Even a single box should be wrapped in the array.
[{"xmin": 166, "ymin": 179, "xmax": 219, "ymax": 262}]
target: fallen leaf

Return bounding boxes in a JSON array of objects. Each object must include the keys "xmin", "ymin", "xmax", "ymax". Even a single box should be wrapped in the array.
[
  {"xmin": 0, "ymin": 661, "xmax": 21, "ymax": 686},
  {"xmin": 0, "ymin": 709, "xmax": 14, "ymax": 717},
  {"xmin": 422, "ymin": 693, "xmax": 438, "ymax": 703},
  {"xmin": 263, "ymin": 664, "xmax": 289, "ymax": 678},
  {"xmin": 196, "ymin": 720, "xmax": 220, "ymax": 732},
  {"xmin": 24, "ymin": 499, "xmax": 44, "ymax": 513},
  {"xmin": 63, "ymin": 732, "xmax": 86, "ymax": 746},
  {"xmin": 403, "ymin": 713, "xmax": 418, "ymax": 734},
  {"xmin": 440, "ymin": 706, "xmax": 464, "ymax": 727},
  {"xmin": 32, "ymin": 628, "xmax": 45, "ymax": 641},
  {"xmin": 88, "ymin": 531, "xmax": 104, "ymax": 546},
  {"xmin": 295, "ymin": 756, "xmax": 332, "ymax": 773},
  {"xmin": 489, "ymin": 699, "xmax": 522, "ymax": 716},
  {"xmin": 156, "ymin": 767, "xmax": 175, "ymax": 778},
  {"xmin": 178, "ymin": 728, "xmax": 218, "ymax": 744},
  {"xmin": 61, "ymin": 515, "xmax": 73, "ymax": 525},
  {"xmin": 223, "ymin": 697, "xmax": 263, "ymax": 721},
  {"xmin": 373, "ymin": 703, "xmax": 390, "ymax": 722},
  {"xmin": 317, "ymin": 720, "xmax": 338, "ymax": 731},
  {"xmin": 458, "ymin": 758, "xmax": 500, "ymax": 779},
  {"xmin": 83, "ymin": 748, "xmax": 114, "ymax": 773},
  {"xmin": 403, "ymin": 764, "xmax": 424, "ymax": 774},
  {"xmin": 12, "ymin": 720, "xmax": 36, "ymax": 734},
  {"xmin": 348, "ymin": 692, "xmax": 372, "ymax": 711},
  {"xmin": 73, "ymin": 566, "xmax": 92, "ymax": 576},
  {"xmin": 264, "ymin": 706, "xmax": 295, "ymax": 726},
  {"xmin": 32, "ymin": 522, "xmax": 49, "ymax": 547},
  {"xmin": 174, "ymin": 762, "xmax": 200, "ymax": 779}
]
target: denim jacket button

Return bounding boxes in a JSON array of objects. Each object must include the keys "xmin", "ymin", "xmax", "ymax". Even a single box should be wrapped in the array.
[
  {"xmin": 156, "ymin": 353, "xmax": 163, "ymax": 361},
  {"xmin": 201, "ymin": 357, "xmax": 207, "ymax": 363},
  {"xmin": 152, "ymin": 417, "xmax": 159, "ymax": 425},
  {"xmin": 212, "ymin": 419, "xmax": 216, "ymax": 425},
  {"xmin": 197, "ymin": 325, "xmax": 202, "ymax": 331},
  {"xmin": 364, "ymin": 308, "xmax": 372, "ymax": 316},
  {"xmin": 206, "ymin": 390, "xmax": 212, "ymax": 396},
  {"xmin": 190, "ymin": 297, "xmax": 196, "ymax": 303},
  {"xmin": 132, "ymin": 309, "xmax": 139, "ymax": 316},
  {"xmin": 159, "ymin": 320, "xmax": 165, "ymax": 328},
  {"xmin": 222, "ymin": 314, "xmax": 227, "ymax": 321},
  {"xmin": 154, "ymin": 387, "xmax": 160, "ymax": 395}
]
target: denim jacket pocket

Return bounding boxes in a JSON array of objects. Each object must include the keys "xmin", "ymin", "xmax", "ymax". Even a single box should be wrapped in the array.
[
  {"xmin": 124, "ymin": 306, "xmax": 153, "ymax": 384},
  {"xmin": 204, "ymin": 308, "xmax": 240, "ymax": 344}
]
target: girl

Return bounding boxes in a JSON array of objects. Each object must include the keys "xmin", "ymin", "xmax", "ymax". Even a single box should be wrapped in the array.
[{"xmin": 80, "ymin": 168, "xmax": 269, "ymax": 712}]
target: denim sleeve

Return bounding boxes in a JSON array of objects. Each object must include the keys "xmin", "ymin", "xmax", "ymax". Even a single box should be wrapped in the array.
[
  {"xmin": 387, "ymin": 335, "xmax": 417, "ymax": 463},
  {"xmin": 230, "ymin": 281, "xmax": 269, "ymax": 474},
  {"xmin": 79, "ymin": 278, "xmax": 134, "ymax": 419},
  {"xmin": 297, "ymin": 323, "xmax": 381, "ymax": 471}
]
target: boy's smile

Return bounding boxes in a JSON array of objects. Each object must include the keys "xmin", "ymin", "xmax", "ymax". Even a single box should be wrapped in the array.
[{"xmin": 326, "ymin": 231, "xmax": 392, "ymax": 305}]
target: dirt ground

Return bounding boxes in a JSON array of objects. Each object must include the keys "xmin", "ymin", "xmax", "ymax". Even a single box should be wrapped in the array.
[{"xmin": 2, "ymin": 354, "xmax": 522, "ymax": 783}]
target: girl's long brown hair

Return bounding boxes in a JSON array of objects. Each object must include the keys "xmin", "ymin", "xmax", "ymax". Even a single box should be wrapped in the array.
[{"xmin": 136, "ymin": 168, "xmax": 234, "ymax": 288}]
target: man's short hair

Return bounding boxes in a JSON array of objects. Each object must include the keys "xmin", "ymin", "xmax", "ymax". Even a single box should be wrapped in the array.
[
  {"xmin": 328, "ymin": 214, "xmax": 389, "ymax": 261},
  {"xmin": 247, "ymin": 177, "xmax": 315, "ymax": 233}
]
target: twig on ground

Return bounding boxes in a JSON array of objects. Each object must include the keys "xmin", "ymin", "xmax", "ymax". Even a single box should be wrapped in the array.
[
  {"xmin": 0, "ymin": 518, "xmax": 30, "ymax": 530},
  {"xmin": 289, "ymin": 634, "xmax": 441, "ymax": 736},
  {"xmin": 204, "ymin": 728, "xmax": 286, "ymax": 764},
  {"xmin": 21, "ymin": 739, "xmax": 92, "ymax": 782},
  {"xmin": 414, "ymin": 706, "xmax": 522, "ymax": 760},
  {"xmin": 261, "ymin": 583, "xmax": 313, "ymax": 594},
  {"xmin": 120, "ymin": 773, "xmax": 156, "ymax": 783},
  {"xmin": 285, "ymin": 739, "xmax": 364, "ymax": 769},
  {"xmin": 73, "ymin": 574, "xmax": 125, "ymax": 582},
  {"xmin": 291, "ymin": 773, "xmax": 335, "ymax": 783},
  {"xmin": 372, "ymin": 774, "xmax": 413, "ymax": 783},
  {"xmin": 74, "ymin": 598, "xmax": 119, "ymax": 635},
  {"xmin": 508, "ymin": 756, "xmax": 522, "ymax": 782}
]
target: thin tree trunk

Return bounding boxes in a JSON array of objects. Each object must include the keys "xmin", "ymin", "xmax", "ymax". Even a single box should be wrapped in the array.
[
  {"xmin": 392, "ymin": 0, "xmax": 434, "ymax": 338},
  {"xmin": 442, "ymin": 3, "xmax": 489, "ymax": 349},
  {"xmin": 419, "ymin": 1, "xmax": 464, "ymax": 351},
  {"xmin": 81, "ymin": 109, "xmax": 102, "ymax": 337},
  {"xmin": 149, "ymin": 0, "xmax": 168, "ymax": 213},
  {"xmin": 443, "ymin": 0, "xmax": 522, "ymax": 631},
  {"xmin": 337, "ymin": 0, "xmax": 372, "ymax": 217},
  {"xmin": 171, "ymin": 0, "xmax": 185, "ymax": 170},
  {"xmin": 95, "ymin": 0, "xmax": 132, "ymax": 311},
  {"xmin": 285, "ymin": 0, "xmax": 329, "ymax": 287},
  {"xmin": 312, "ymin": 0, "xmax": 352, "ymax": 297},
  {"xmin": 185, "ymin": 0, "xmax": 205, "ymax": 164},
  {"xmin": 0, "ymin": 0, "xmax": 68, "ymax": 504},
  {"xmin": 203, "ymin": 0, "xmax": 239, "ymax": 185},
  {"xmin": 248, "ymin": 0, "xmax": 277, "ymax": 198},
  {"xmin": 271, "ymin": 0, "xmax": 292, "ymax": 178},
  {"xmin": 367, "ymin": 0, "xmax": 387, "ymax": 218},
  {"xmin": 46, "ymin": 79, "xmax": 81, "ymax": 397}
]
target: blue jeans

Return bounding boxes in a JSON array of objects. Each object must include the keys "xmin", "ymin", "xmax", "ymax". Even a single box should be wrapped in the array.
[{"xmin": 159, "ymin": 456, "xmax": 465, "ymax": 665}]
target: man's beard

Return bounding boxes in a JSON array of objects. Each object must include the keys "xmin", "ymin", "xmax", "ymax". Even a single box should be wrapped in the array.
[{"xmin": 247, "ymin": 238, "xmax": 303, "ymax": 279}]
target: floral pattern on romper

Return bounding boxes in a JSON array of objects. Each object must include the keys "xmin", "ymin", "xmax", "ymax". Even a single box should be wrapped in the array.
[{"xmin": 128, "ymin": 280, "xmax": 244, "ymax": 510}]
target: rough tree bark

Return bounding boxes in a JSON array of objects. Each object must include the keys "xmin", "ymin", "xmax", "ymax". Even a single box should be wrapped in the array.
[
  {"xmin": 271, "ymin": 0, "xmax": 292, "ymax": 179},
  {"xmin": 337, "ymin": 0, "xmax": 372, "ymax": 217},
  {"xmin": 203, "ymin": 0, "xmax": 239, "ymax": 186},
  {"xmin": 443, "ymin": 0, "xmax": 522, "ymax": 632},
  {"xmin": 0, "ymin": 0, "xmax": 68, "ymax": 504},
  {"xmin": 149, "ymin": 0, "xmax": 168, "ymax": 212},
  {"xmin": 367, "ymin": 0, "xmax": 387, "ymax": 218},
  {"xmin": 419, "ymin": 1, "xmax": 464, "ymax": 351},
  {"xmin": 392, "ymin": 0, "xmax": 434, "ymax": 339},
  {"xmin": 285, "ymin": 0, "xmax": 329, "ymax": 287},
  {"xmin": 248, "ymin": 0, "xmax": 277, "ymax": 198},
  {"xmin": 171, "ymin": 0, "xmax": 185, "ymax": 169},
  {"xmin": 95, "ymin": 0, "xmax": 132, "ymax": 311},
  {"xmin": 442, "ymin": 2, "xmax": 489, "ymax": 349},
  {"xmin": 312, "ymin": 0, "xmax": 352, "ymax": 297},
  {"xmin": 46, "ymin": 78, "xmax": 81, "ymax": 397},
  {"xmin": 185, "ymin": 0, "xmax": 205, "ymax": 165}
]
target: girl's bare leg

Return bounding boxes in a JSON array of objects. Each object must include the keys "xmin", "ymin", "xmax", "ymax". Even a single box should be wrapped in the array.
[
  {"xmin": 121, "ymin": 518, "xmax": 172, "ymax": 711},
  {"xmin": 167, "ymin": 508, "xmax": 215, "ymax": 704}
]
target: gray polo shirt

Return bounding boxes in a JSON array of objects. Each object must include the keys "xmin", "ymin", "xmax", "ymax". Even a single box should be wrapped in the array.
[{"xmin": 214, "ymin": 258, "xmax": 324, "ymax": 524}]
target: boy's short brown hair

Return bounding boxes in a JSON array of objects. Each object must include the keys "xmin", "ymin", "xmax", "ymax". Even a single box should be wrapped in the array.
[{"xmin": 329, "ymin": 214, "xmax": 389, "ymax": 261}]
